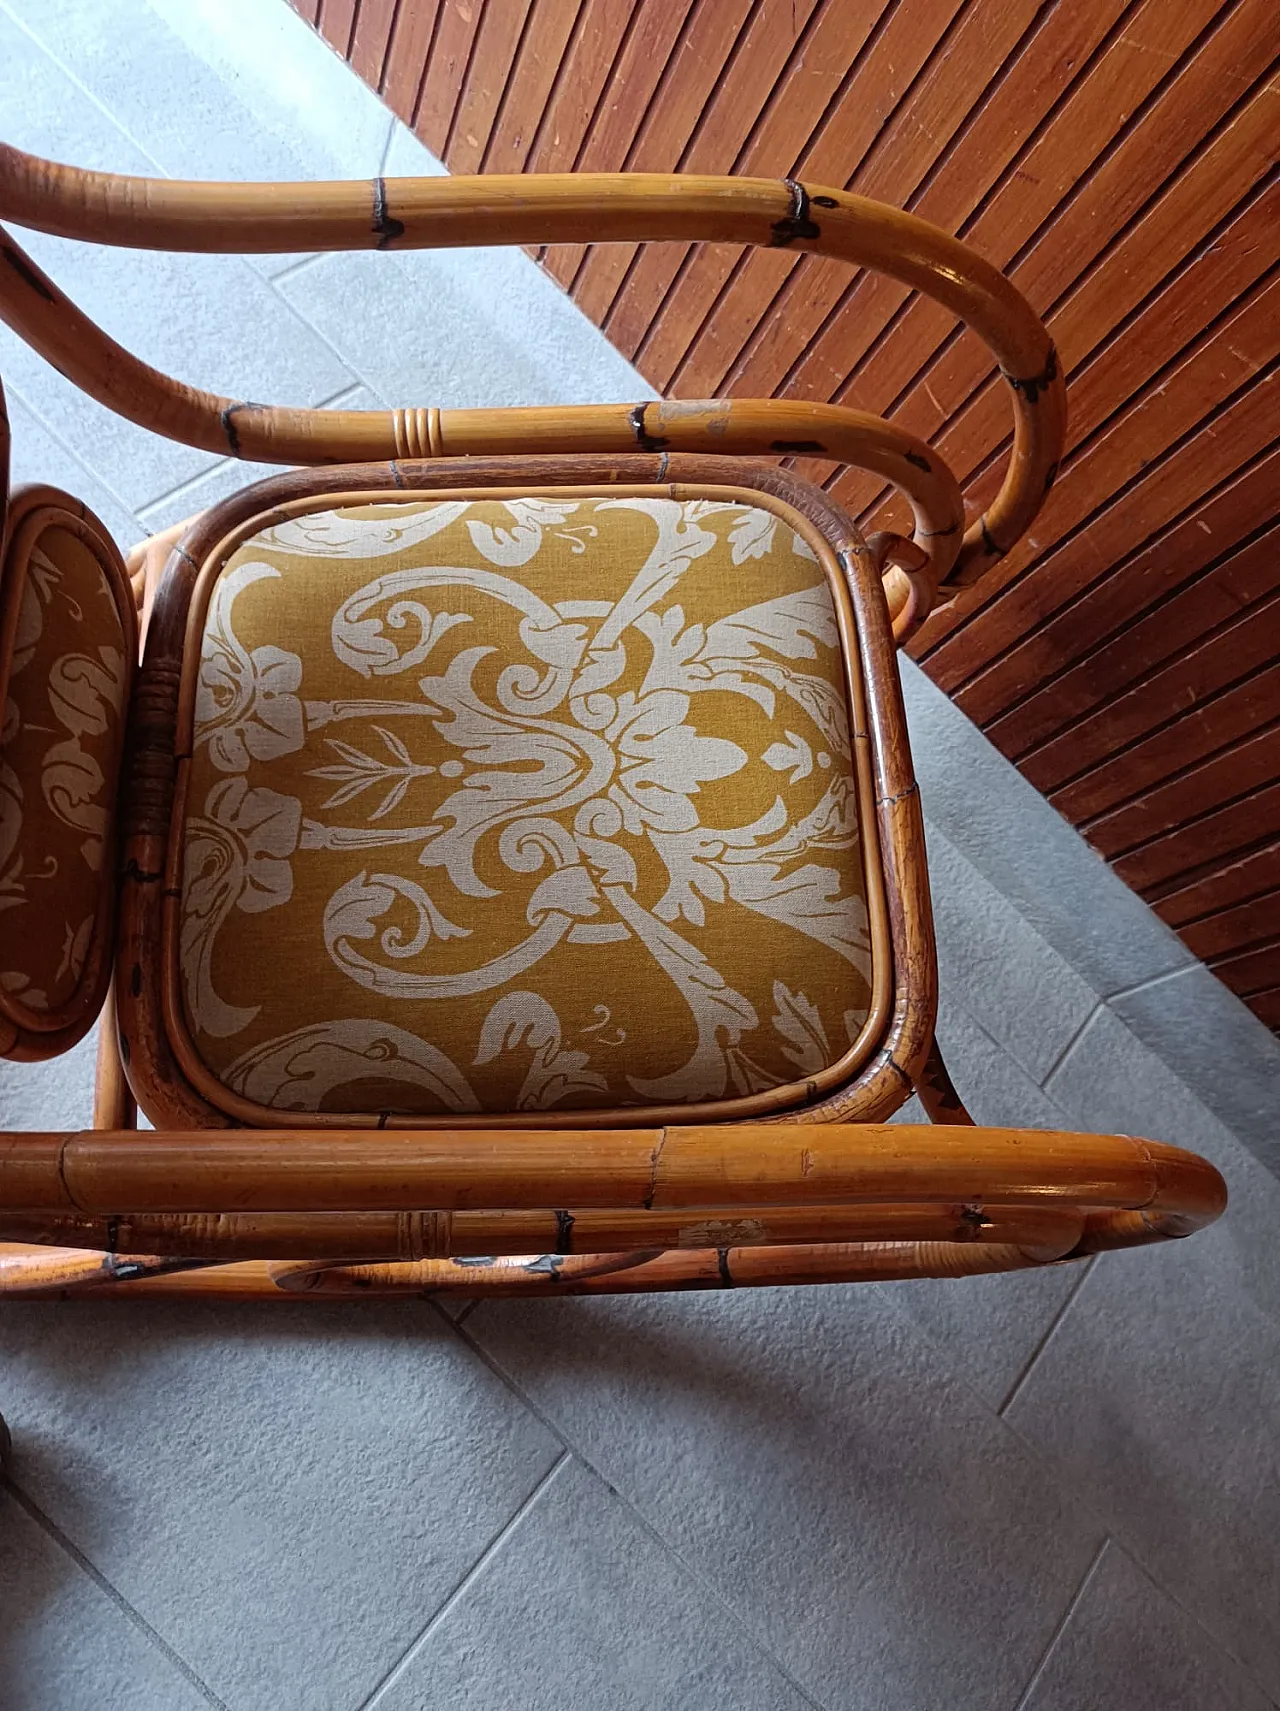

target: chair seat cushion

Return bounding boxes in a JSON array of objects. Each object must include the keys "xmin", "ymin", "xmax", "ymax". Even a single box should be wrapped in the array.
[{"xmin": 176, "ymin": 488, "xmax": 874, "ymax": 1117}]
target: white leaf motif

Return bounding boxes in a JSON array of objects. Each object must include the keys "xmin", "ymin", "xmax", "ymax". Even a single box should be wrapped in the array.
[
  {"xmin": 762, "ymin": 730, "xmax": 813, "ymax": 784},
  {"xmin": 467, "ymin": 499, "xmax": 581, "ymax": 566},
  {"xmin": 257, "ymin": 501, "xmax": 472, "ymax": 559},
  {"xmin": 475, "ymin": 991, "xmax": 607, "ymax": 1109},
  {"xmin": 196, "ymin": 561, "xmax": 304, "ymax": 773},
  {"xmin": 728, "ymin": 508, "xmax": 777, "ymax": 563},
  {"xmin": 224, "ymin": 1019, "xmax": 480, "ymax": 1113},
  {"xmin": 771, "ymin": 981, "xmax": 831, "ymax": 1074}
]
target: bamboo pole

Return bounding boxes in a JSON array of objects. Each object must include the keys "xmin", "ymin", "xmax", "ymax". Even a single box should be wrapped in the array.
[
  {"xmin": 92, "ymin": 999, "xmax": 136, "ymax": 1131},
  {"xmin": 0, "ymin": 153, "xmax": 1064, "ymax": 590},
  {"xmin": 0, "ymin": 1240, "xmax": 1086, "ymax": 1300},
  {"xmin": 0, "ymin": 1200, "xmax": 1086, "ymax": 1263},
  {"xmin": 0, "ymin": 1125, "xmax": 1227, "ymax": 1225}
]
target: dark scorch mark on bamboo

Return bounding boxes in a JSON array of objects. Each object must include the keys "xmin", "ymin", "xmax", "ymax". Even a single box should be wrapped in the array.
[
  {"xmin": 371, "ymin": 178, "xmax": 405, "ymax": 249},
  {"xmin": 629, "ymin": 403, "xmax": 669, "ymax": 453},
  {"xmin": 1001, "ymin": 345, "xmax": 1059, "ymax": 405},
  {"xmin": 770, "ymin": 180, "xmax": 832, "ymax": 246}
]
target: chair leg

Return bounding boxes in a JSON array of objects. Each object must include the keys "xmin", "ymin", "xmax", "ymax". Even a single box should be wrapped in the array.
[
  {"xmin": 93, "ymin": 995, "xmax": 136, "ymax": 1131},
  {"xmin": 914, "ymin": 1034, "xmax": 976, "ymax": 1126},
  {"xmin": 125, "ymin": 514, "xmax": 193, "ymax": 649}
]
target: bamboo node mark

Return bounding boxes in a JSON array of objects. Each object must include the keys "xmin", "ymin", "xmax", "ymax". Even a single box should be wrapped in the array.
[
  {"xmin": 371, "ymin": 177, "xmax": 405, "ymax": 248},
  {"xmin": 1000, "ymin": 344, "xmax": 1059, "ymax": 405},
  {"xmin": 628, "ymin": 404, "xmax": 669, "ymax": 453},
  {"xmin": 770, "ymin": 180, "xmax": 822, "ymax": 246}
]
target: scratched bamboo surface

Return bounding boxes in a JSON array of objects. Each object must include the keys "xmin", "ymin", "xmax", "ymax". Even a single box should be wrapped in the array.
[{"xmin": 306, "ymin": 0, "xmax": 1280, "ymax": 1032}]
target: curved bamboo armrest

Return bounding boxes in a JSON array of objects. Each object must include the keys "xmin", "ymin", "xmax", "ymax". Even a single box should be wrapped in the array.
[
  {"xmin": 0, "ymin": 149, "xmax": 1064, "ymax": 623},
  {"xmin": 0, "ymin": 1122, "xmax": 1225, "ymax": 1298}
]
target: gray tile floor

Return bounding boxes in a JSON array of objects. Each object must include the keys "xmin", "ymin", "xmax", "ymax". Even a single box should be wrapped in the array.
[{"xmin": 0, "ymin": 4, "xmax": 1277, "ymax": 1706}]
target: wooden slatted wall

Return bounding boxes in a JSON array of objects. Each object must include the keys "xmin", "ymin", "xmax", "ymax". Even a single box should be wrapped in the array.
[{"xmin": 297, "ymin": 0, "xmax": 1280, "ymax": 1033}]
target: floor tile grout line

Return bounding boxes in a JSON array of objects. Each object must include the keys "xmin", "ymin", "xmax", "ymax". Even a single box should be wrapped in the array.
[
  {"xmin": 378, "ymin": 110, "xmax": 398, "ymax": 177},
  {"xmin": 14, "ymin": 0, "xmax": 377, "ymax": 476},
  {"xmin": 266, "ymin": 253, "xmax": 401, "ymax": 417},
  {"xmin": 1098, "ymin": 1537, "xmax": 1280, "ymax": 1711},
  {"xmin": 440, "ymin": 1305, "xmax": 831, "ymax": 1711},
  {"xmin": 878, "ymin": 1268, "xmax": 1279, "ymax": 1703},
  {"xmin": 996, "ymin": 1258, "xmax": 1098, "ymax": 1418},
  {"xmin": 5, "ymin": 376, "xmax": 147, "ymax": 540},
  {"xmin": 133, "ymin": 379, "xmax": 373, "ymax": 520},
  {"xmin": 0, "ymin": 0, "xmax": 174, "ymax": 182},
  {"xmin": 136, "ymin": 463, "xmax": 242, "ymax": 520},
  {"xmin": 1, "ymin": 1475, "xmax": 231, "ymax": 1710},
  {"xmin": 259, "ymin": 252, "xmax": 328, "ymax": 287},
  {"xmin": 3, "ymin": 0, "xmax": 404, "ymax": 326},
  {"xmin": 354, "ymin": 1450, "xmax": 573, "ymax": 1710},
  {"xmin": 1100, "ymin": 964, "xmax": 1195, "ymax": 1005},
  {"xmin": 1008, "ymin": 1535, "xmax": 1110, "ymax": 1710},
  {"xmin": 992, "ymin": 1334, "xmax": 1280, "ymax": 1702},
  {"xmin": 933, "ymin": 983, "xmax": 1080, "ymax": 1120},
  {"xmin": 1036, "ymin": 998, "xmax": 1104, "ymax": 1091},
  {"xmin": 8, "ymin": 281, "xmax": 361, "ymax": 541}
]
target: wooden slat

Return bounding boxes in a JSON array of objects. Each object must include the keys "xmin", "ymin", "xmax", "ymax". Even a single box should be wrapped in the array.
[
  {"xmin": 1052, "ymin": 660, "xmax": 1280, "ymax": 827},
  {"xmin": 541, "ymin": 0, "xmax": 698, "ymax": 281},
  {"xmin": 871, "ymin": 0, "xmax": 1278, "ymax": 446},
  {"xmin": 670, "ymin": 0, "xmax": 972, "ymax": 399},
  {"xmin": 379, "ymin": 0, "xmax": 444, "ymax": 125},
  {"xmin": 570, "ymin": 0, "xmax": 760, "ymax": 324},
  {"xmin": 1180, "ymin": 890, "xmax": 1280, "ymax": 963},
  {"xmin": 773, "ymin": 0, "xmax": 1130, "ymax": 428},
  {"xmin": 725, "ymin": 0, "xmax": 1227, "ymax": 410},
  {"xmin": 634, "ymin": 0, "xmax": 910, "ymax": 387},
  {"xmin": 603, "ymin": 0, "xmax": 827, "ymax": 360},
  {"xmin": 318, "ymin": 0, "xmax": 359, "ymax": 55},
  {"xmin": 908, "ymin": 104, "xmax": 1280, "ymax": 662},
  {"xmin": 1022, "ymin": 534, "xmax": 1280, "ymax": 796},
  {"xmin": 1154, "ymin": 840, "xmax": 1280, "ymax": 925},
  {"xmin": 349, "ymin": 0, "xmax": 401, "ymax": 88},
  {"xmin": 851, "ymin": 63, "xmax": 1280, "ymax": 540},
  {"xmin": 521, "ymin": 0, "xmax": 638, "ymax": 175},
  {"xmin": 1209, "ymin": 940, "xmax": 1280, "ymax": 999},
  {"xmin": 414, "ymin": 0, "xmax": 488, "ymax": 156},
  {"xmin": 1250, "ymin": 988, "xmax": 1280, "ymax": 1029},
  {"xmin": 932, "ymin": 325, "xmax": 1280, "ymax": 701},
  {"xmin": 1113, "ymin": 778, "xmax": 1280, "ymax": 896},
  {"xmin": 857, "ymin": 150, "xmax": 1280, "ymax": 542},
  {"xmin": 445, "ymin": 0, "xmax": 537, "ymax": 173},
  {"xmin": 1089, "ymin": 725, "xmax": 1280, "ymax": 859},
  {"xmin": 479, "ymin": 0, "xmax": 584, "ymax": 176},
  {"xmin": 993, "ymin": 448, "xmax": 1280, "ymax": 767}
]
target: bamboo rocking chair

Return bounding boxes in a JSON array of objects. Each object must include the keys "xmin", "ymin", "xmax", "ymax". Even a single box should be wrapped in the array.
[{"xmin": 0, "ymin": 147, "xmax": 1225, "ymax": 1302}]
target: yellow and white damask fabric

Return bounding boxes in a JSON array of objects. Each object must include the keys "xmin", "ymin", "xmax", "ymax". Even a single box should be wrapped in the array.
[
  {"xmin": 0, "ymin": 525, "xmax": 129, "ymax": 1024},
  {"xmin": 180, "ymin": 495, "xmax": 872, "ymax": 1116}
]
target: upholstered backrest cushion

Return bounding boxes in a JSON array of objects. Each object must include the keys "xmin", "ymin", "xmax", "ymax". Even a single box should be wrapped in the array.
[
  {"xmin": 170, "ymin": 487, "xmax": 878, "ymax": 1121},
  {"xmin": 0, "ymin": 486, "xmax": 135, "ymax": 1058}
]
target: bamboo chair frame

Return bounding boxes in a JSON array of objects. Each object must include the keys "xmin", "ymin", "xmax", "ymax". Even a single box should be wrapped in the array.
[{"xmin": 0, "ymin": 146, "xmax": 1224, "ymax": 1301}]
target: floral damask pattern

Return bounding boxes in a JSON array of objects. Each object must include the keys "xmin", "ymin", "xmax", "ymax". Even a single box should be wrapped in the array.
[
  {"xmin": 179, "ymin": 495, "xmax": 872, "ymax": 1114},
  {"xmin": 0, "ymin": 523, "xmax": 129, "ymax": 1024}
]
